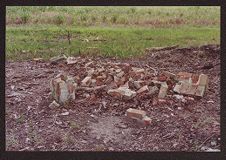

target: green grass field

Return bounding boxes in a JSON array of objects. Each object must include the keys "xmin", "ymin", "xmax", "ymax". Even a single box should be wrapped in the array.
[{"xmin": 6, "ymin": 6, "xmax": 220, "ymax": 60}]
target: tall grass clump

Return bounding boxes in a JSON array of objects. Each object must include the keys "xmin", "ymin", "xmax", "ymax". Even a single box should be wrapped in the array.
[
  {"xmin": 54, "ymin": 15, "xmax": 64, "ymax": 25},
  {"xmin": 21, "ymin": 13, "xmax": 30, "ymax": 24}
]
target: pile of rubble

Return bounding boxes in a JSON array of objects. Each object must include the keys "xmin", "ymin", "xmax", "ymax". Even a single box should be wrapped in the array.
[{"xmin": 49, "ymin": 56, "xmax": 209, "ymax": 125}]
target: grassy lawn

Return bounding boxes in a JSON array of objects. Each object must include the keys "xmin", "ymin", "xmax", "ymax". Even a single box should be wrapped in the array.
[{"xmin": 6, "ymin": 6, "xmax": 220, "ymax": 60}]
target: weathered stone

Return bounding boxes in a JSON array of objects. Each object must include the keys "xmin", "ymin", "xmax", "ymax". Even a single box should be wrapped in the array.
[
  {"xmin": 137, "ymin": 85, "xmax": 149, "ymax": 94},
  {"xmin": 81, "ymin": 76, "xmax": 92, "ymax": 86},
  {"xmin": 158, "ymin": 82, "xmax": 168, "ymax": 98},
  {"xmin": 107, "ymin": 87, "xmax": 136, "ymax": 99},
  {"xmin": 126, "ymin": 108, "xmax": 146, "ymax": 120}
]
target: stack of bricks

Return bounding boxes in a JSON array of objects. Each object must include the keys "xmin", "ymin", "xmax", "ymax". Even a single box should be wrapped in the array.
[
  {"xmin": 173, "ymin": 72, "xmax": 209, "ymax": 97},
  {"xmin": 50, "ymin": 73, "xmax": 77, "ymax": 104}
]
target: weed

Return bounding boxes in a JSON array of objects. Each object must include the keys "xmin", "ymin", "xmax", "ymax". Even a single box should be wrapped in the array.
[
  {"xmin": 80, "ymin": 15, "xmax": 87, "ymax": 22},
  {"xmin": 21, "ymin": 13, "xmax": 30, "ymax": 24},
  {"xmin": 102, "ymin": 15, "xmax": 107, "ymax": 23},
  {"xmin": 130, "ymin": 8, "xmax": 136, "ymax": 14},
  {"xmin": 110, "ymin": 15, "xmax": 118, "ymax": 24},
  {"xmin": 6, "ymin": 6, "xmax": 220, "ymax": 27},
  {"xmin": 54, "ymin": 15, "xmax": 64, "ymax": 25},
  {"xmin": 91, "ymin": 16, "xmax": 97, "ymax": 23}
]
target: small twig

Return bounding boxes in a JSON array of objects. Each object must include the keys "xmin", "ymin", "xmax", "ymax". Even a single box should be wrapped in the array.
[
  {"xmin": 145, "ymin": 64, "xmax": 158, "ymax": 76},
  {"xmin": 197, "ymin": 134, "xmax": 215, "ymax": 150}
]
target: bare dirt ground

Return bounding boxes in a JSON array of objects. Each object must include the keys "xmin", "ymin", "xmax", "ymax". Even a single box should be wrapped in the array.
[{"xmin": 5, "ymin": 44, "xmax": 220, "ymax": 151}]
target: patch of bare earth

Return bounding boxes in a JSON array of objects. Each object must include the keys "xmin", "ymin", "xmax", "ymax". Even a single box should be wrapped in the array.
[{"xmin": 5, "ymin": 44, "xmax": 220, "ymax": 151}]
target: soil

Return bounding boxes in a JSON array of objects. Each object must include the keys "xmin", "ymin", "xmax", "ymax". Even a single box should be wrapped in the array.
[{"xmin": 5, "ymin": 44, "xmax": 220, "ymax": 151}]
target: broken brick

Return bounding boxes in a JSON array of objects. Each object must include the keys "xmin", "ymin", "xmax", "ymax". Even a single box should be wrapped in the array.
[
  {"xmin": 195, "ymin": 85, "xmax": 206, "ymax": 97},
  {"xmin": 158, "ymin": 82, "xmax": 168, "ymax": 98},
  {"xmin": 126, "ymin": 108, "xmax": 146, "ymax": 120},
  {"xmin": 196, "ymin": 74, "xmax": 209, "ymax": 87},
  {"xmin": 137, "ymin": 85, "xmax": 149, "ymax": 94},
  {"xmin": 49, "ymin": 100, "xmax": 60, "ymax": 109},
  {"xmin": 162, "ymin": 71, "xmax": 176, "ymax": 79},
  {"xmin": 81, "ymin": 76, "xmax": 92, "ymax": 86},
  {"xmin": 107, "ymin": 87, "xmax": 136, "ymax": 99},
  {"xmin": 133, "ymin": 80, "xmax": 145, "ymax": 89},
  {"xmin": 131, "ymin": 67, "xmax": 145, "ymax": 73},
  {"xmin": 142, "ymin": 116, "xmax": 152, "ymax": 125},
  {"xmin": 173, "ymin": 81, "xmax": 206, "ymax": 97},
  {"xmin": 148, "ymin": 86, "xmax": 159, "ymax": 95}
]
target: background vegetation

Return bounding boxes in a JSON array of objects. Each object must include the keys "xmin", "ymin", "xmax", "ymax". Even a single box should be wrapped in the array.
[{"xmin": 6, "ymin": 6, "xmax": 220, "ymax": 60}]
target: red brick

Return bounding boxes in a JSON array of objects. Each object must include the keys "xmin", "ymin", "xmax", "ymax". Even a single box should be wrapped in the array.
[{"xmin": 126, "ymin": 108, "xmax": 146, "ymax": 120}]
